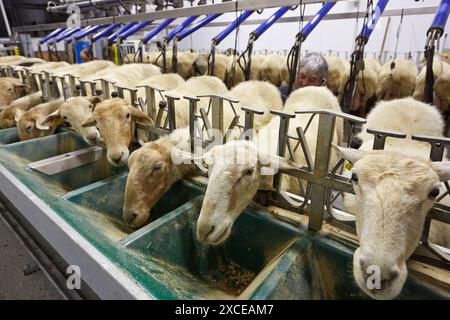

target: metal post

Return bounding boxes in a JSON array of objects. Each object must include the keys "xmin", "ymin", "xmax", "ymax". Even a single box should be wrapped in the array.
[{"xmin": 0, "ymin": 0, "xmax": 12, "ymax": 37}]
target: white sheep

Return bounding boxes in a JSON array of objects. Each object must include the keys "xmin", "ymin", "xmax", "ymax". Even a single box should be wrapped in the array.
[
  {"xmin": 413, "ymin": 59, "xmax": 450, "ymax": 112},
  {"xmin": 324, "ymin": 55, "xmax": 350, "ymax": 96},
  {"xmin": 0, "ymin": 55, "xmax": 25, "ymax": 64},
  {"xmin": 335, "ymin": 97, "xmax": 450, "ymax": 300},
  {"xmin": 121, "ymin": 80, "xmax": 284, "ymax": 228},
  {"xmin": 0, "ymin": 92, "xmax": 43, "ymax": 128},
  {"xmin": 260, "ymin": 55, "xmax": 287, "ymax": 87},
  {"xmin": 193, "ymin": 53, "xmax": 230, "ymax": 82},
  {"xmin": 81, "ymin": 75, "xmax": 228, "ymax": 167},
  {"xmin": 1, "ymin": 57, "xmax": 46, "ymax": 67},
  {"xmin": 189, "ymin": 86, "xmax": 343, "ymax": 245},
  {"xmin": 377, "ymin": 59, "xmax": 418, "ymax": 100},
  {"xmin": 225, "ymin": 54, "xmax": 265, "ymax": 88}
]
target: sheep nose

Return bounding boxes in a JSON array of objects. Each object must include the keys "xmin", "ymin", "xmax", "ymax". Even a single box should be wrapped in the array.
[
  {"xmin": 359, "ymin": 257, "xmax": 399, "ymax": 290},
  {"xmin": 124, "ymin": 212, "xmax": 138, "ymax": 226},
  {"xmin": 109, "ymin": 151, "xmax": 124, "ymax": 162}
]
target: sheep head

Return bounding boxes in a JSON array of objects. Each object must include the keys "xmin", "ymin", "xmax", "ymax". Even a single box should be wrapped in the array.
[
  {"xmin": 186, "ymin": 140, "xmax": 297, "ymax": 245},
  {"xmin": 81, "ymin": 98, "xmax": 153, "ymax": 167},
  {"xmin": 335, "ymin": 145, "xmax": 450, "ymax": 300},
  {"xmin": 42, "ymin": 96, "xmax": 102, "ymax": 145},
  {"xmin": 0, "ymin": 78, "xmax": 29, "ymax": 107}
]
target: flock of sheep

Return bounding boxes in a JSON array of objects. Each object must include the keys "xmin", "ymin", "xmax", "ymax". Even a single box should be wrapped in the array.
[{"xmin": 0, "ymin": 51, "xmax": 449, "ymax": 300}]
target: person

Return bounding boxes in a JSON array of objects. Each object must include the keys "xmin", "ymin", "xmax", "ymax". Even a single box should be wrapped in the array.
[
  {"xmin": 80, "ymin": 45, "xmax": 93, "ymax": 62},
  {"xmin": 280, "ymin": 52, "xmax": 328, "ymax": 103}
]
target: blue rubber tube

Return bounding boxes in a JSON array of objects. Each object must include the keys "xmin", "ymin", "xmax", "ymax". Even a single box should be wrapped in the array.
[
  {"xmin": 142, "ymin": 18, "xmax": 175, "ymax": 43},
  {"xmin": 359, "ymin": 0, "xmax": 389, "ymax": 40},
  {"xmin": 107, "ymin": 21, "xmax": 138, "ymax": 44},
  {"xmin": 120, "ymin": 21, "xmax": 153, "ymax": 40},
  {"xmin": 165, "ymin": 16, "xmax": 199, "ymax": 42},
  {"xmin": 251, "ymin": 6, "xmax": 290, "ymax": 40},
  {"xmin": 213, "ymin": 10, "xmax": 254, "ymax": 44},
  {"xmin": 301, "ymin": 2, "xmax": 335, "ymax": 39},
  {"xmin": 66, "ymin": 26, "xmax": 92, "ymax": 43},
  {"xmin": 430, "ymin": 0, "xmax": 450, "ymax": 31},
  {"xmin": 54, "ymin": 28, "xmax": 81, "ymax": 42},
  {"xmin": 92, "ymin": 23, "xmax": 121, "ymax": 43},
  {"xmin": 39, "ymin": 28, "xmax": 65, "ymax": 44},
  {"xmin": 74, "ymin": 24, "xmax": 105, "ymax": 40},
  {"xmin": 176, "ymin": 14, "xmax": 222, "ymax": 41}
]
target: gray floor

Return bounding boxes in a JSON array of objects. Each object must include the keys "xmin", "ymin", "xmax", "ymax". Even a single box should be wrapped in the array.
[{"xmin": 0, "ymin": 214, "xmax": 64, "ymax": 300}]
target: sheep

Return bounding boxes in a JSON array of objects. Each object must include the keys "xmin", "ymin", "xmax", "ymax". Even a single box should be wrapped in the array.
[
  {"xmin": 376, "ymin": 59, "xmax": 418, "ymax": 101},
  {"xmin": 0, "ymin": 92, "xmax": 44, "ymax": 128},
  {"xmin": 193, "ymin": 53, "xmax": 230, "ymax": 81},
  {"xmin": 324, "ymin": 55, "xmax": 350, "ymax": 96},
  {"xmin": 121, "ymin": 80, "xmax": 283, "ymax": 228},
  {"xmin": 260, "ymin": 55, "xmax": 287, "ymax": 87},
  {"xmin": 339, "ymin": 58, "xmax": 379, "ymax": 117},
  {"xmin": 151, "ymin": 50, "xmax": 196, "ymax": 79},
  {"xmin": 0, "ymin": 57, "xmax": 46, "ymax": 67},
  {"xmin": 25, "ymin": 61, "xmax": 71, "ymax": 73},
  {"xmin": 122, "ymin": 127, "xmax": 195, "ymax": 227},
  {"xmin": 81, "ymin": 75, "xmax": 228, "ymax": 167},
  {"xmin": 82, "ymin": 63, "xmax": 161, "ymax": 99},
  {"xmin": 413, "ymin": 59, "xmax": 450, "ymax": 113},
  {"xmin": 189, "ymin": 86, "xmax": 343, "ymax": 245},
  {"xmin": 136, "ymin": 73, "xmax": 185, "ymax": 99},
  {"xmin": 334, "ymin": 97, "xmax": 450, "ymax": 300},
  {"xmin": 442, "ymin": 51, "xmax": 450, "ymax": 65},
  {"xmin": 40, "ymin": 96, "xmax": 103, "ymax": 145},
  {"xmin": 16, "ymin": 98, "xmax": 65, "ymax": 141},
  {"xmin": 0, "ymin": 55, "xmax": 25, "ymax": 64},
  {"xmin": 0, "ymin": 77, "xmax": 29, "ymax": 107},
  {"xmin": 225, "ymin": 54, "xmax": 265, "ymax": 88}
]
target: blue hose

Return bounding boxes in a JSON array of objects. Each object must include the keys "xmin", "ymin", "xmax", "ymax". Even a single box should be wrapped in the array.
[
  {"xmin": 430, "ymin": 0, "xmax": 450, "ymax": 32},
  {"xmin": 120, "ymin": 21, "xmax": 153, "ymax": 40},
  {"xmin": 359, "ymin": 0, "xmax": 389, "ymax": 40},
  {"xmin": 213, "ymin": 10, "xmax": 254, "ymax": 44},
  {"xmin": 92, "ymin": 23, "xmax": 121, "ymax": 43},
  {"xmin": 107, "ymin": 21, "xmax": 138, "ymax": 44},
  {"xmin": 251, "ymin": 6, "xmax": 290, "ymax": 40},
  {"xmin": 74, "ymin": 24, "xmax": 105, "ymax": 41},
  {"xmin": 301, "ymin": 2, "xmax": 336, "ymax": 39},
  {"xmin": 165, "ymin": 16, "xmax": 199, "ymax": 42},
  {"xmin": 176, "ymin": 14, "xmax": 222, "ymax": 41},
  {"xmin": 142, "ymin": 18, "xmax": 175, "ymax": 43},
  {"xmin": 39, "ymin": 28, "xmax": 65, "ymax": 44},
  {"xmin": 54, "ymin": 28, "xmax": 81, "ymax": 42}
]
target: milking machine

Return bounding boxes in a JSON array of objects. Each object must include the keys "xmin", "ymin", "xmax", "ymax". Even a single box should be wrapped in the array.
[
  {"xmin": 37, "ymin": 28, "xmax": 65, "ymax": 60},
  {"xmin": 135, "ymin": 18, "xmax": 175, "ymax": 63},
  {"xmin": 159, "ymin": 15, "xmax": 199, "ymax": 73},
  {"xmin": 423, "ymin": 0, "xmax": 450, "ymax": 105},
  {"xmin": 91, "ymin": 23, "xmax": 122, "ymax": 59},
  {"xmin": 116, "ymin": 20, "xmax": 153, "ymax": 64},
  {"xmin": 287, "ymin": 2, "xmax": 336, "ymax": 94},
  {"xmin": 341, "ymin": 0, "xmax": 389, "ymax": 117},
  {"xmin": 172, "ymin": 13, "xmax": 222, "ymax": 74},
  {"xmin": 208, "ymin": 10, "xmax": 254, "ymax": 77},
  {"xmin": 105, "ymin": 21, "xmax": 139, "ymax": 64},
  {"xmin": 239, "ymin": 6, "xmax": 292, "ymax": 81}
]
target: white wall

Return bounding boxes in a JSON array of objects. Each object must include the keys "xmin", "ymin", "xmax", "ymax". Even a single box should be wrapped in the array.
[{"xmin": 177, "ymin": 0, "xmax": 450, "ymax": 59}]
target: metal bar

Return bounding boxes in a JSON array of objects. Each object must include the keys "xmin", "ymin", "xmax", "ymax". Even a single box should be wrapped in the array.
[
  {"xmin": 92, "ymin": 23, "xmax": 121, "ymax": 43},
  {"xmin": 74, "ymin": 24, "xmax": 105, "ymax": 40},
  {"xmin": 359, "ymin": 0, "xmax": 390, "ymax": 41},
  {"xmin": 0, "ymin": 0, "xmax": 11, "ymax": 37},
  {"xmin": 308, "ymin": 113, "xmax": 336, "ymax": 231},
  {"xmin": 13, "ymin": 5, "xmax": 439, "ymax": 33}
]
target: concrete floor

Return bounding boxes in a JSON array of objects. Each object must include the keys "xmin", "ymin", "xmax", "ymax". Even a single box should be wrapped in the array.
[{"xmin": 0, "ymin": 214, "xmax": 64, "ymax": 300}]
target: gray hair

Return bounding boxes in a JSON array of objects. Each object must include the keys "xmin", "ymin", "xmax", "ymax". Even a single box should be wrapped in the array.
[{"xmin": 299, "ymin": 53, "xmax": 328, "ymax": 82}]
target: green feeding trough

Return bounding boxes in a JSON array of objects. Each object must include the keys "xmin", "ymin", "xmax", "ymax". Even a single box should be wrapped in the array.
[
  {"xmin": 0, "ymin": 127, "xmax": 20, "ymax": 145},
  {"xmin": 0, "ymin": 128, "xmax": 448, "ymax": 300}
]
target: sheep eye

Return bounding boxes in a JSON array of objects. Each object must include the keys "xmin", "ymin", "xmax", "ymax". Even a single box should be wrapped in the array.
[
  {"xmin": 428, "ymin": 187, "xmax": 440, "ymax": 199},
  {"xmin": 126, "ymin": 113, "xmax": 131, "ymax": 120},
  {"xmin": 351, "ymin": 172, "xmax": 358, "ymax": 182},
  {"xmin": 154, "ymin": 162, "xmax": 163, "ymax": 170},
  {"xmin": 89, "ymin": 104, "xmax": 93, "ymax": 109},
  {"xmin": 245, "ymin": 168, "xmax": 254, "ymax": 176},
  {"xmin": 26, "ymin": 125, "xmax": 32, "ymax": 131},
  {"xmin": 93, "ymin": 119, "xmax": 97, "ymax": 124},
  {"xmin": 63, "ymin": 116, "xmax": 68, "ymax": 120}
]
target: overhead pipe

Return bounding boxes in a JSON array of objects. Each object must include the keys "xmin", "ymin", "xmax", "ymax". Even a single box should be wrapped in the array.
[
  {"xmin": 39, "ymin": 28, "xmax": 66, "ymax": 44},
  {"xmin": 74, "ymin": 24, "xmax": 105, "ymax": 41},
  {"xmin": 66, "ymin": 26, "xmax": 92, "ymax": 43},
  {"xmin": 172, "ymin": 14, "xmax": 222, "ymax": 73},
  {"xmin": 106, "ymin": 21, "xmax": 139, "ymax": 45},
  {"xmin": 141, "ymin": 18, "xmax": 175, "ymax": 44},
  {"xmin": 239, "ymin": 6, "xmax": 292, "ymax": 81},
  {"xmin": 287, "ymin": 2, "xmax": 336, "ymax": 93},
  {"xmin": 120, "ymin": 21, "xmax": 153, "ymax": 40},
  {"xmin": 424, "ymin": 0, "xmax": 450, "ymax": 104},
  {"xmin": 341, "ymin": 0, "xmax": 389, "ymax": 116},
  {"xmin": 208, "ymin": 10, "xmax": 255, "ymax": 76}
]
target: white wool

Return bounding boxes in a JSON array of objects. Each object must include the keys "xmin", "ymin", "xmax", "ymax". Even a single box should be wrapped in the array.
[
  {"xmin": 377, "ymin": 59, "xmax": 418, "ymax": 100},
  {"xmin": 324, "ymin": 55, "xmax": 350, "ymax": 95},
  {"xmin": 260, "ymin": 55, "xmax": 287, "ymax": 87}
]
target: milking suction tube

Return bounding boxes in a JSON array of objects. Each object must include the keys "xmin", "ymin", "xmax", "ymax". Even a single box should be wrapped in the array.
[
  {"xmin": 38, "ymin": 27, "xmax": 65, "ymax": 60},
  {"xmin": 160, "ymin": 15, "xmax": 199, "ymax": 73},
  {"xmin": 341, "ymin": 0, "xmax": 389, "ymax": 116},
  {"xmin": 240, "ymin": 6, "xmax": 291, "ymax": 81},
  {"xmin": 424, "ymin": 0, "xmax": 450, "ymax": 104},
  {"xmin": 287, "ymin": 2, "xmax": 336, "ymax": 93},
  {"xmin": 116, "ymin": 21, "xmax": 154, "ymax": 64},
  {"xmin": 208, "ymin": 10, "xmax": 255, "ymax": 76},
  {"xmin": 172, "ymin": 14, "xmax": 222, "ymax": 73},
  {"xmin": 92, "ymin": 23, "xmax": 122, "ymax": 43}
]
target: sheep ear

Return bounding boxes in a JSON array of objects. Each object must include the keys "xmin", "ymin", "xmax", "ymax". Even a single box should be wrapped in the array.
[
  {"xmin": 14, "ymin": 108, "xmax": 25, "ymax": 122},
  {"xmin": 332, "ymin": 144, "xmax": 366, "ymax": 164},
  {"xmin": 86, "ymin": 96, "xmax": 102, "ymax": 109},
  {"xmin": 81, "ymin": 116, "xmax": 95, "ymax": 127},
  {"xmin": 40, "ymin": 109, "xmax": 61, "ymax": 128},
  {"xmin": 431, "ymin": 161, "xmax": 450, "ymax": 182},
  {"xmin": 258, "ymin": 153, "xmax": 299, "ymax": 176},
  {"xmin": 129, "ymin": 106, "xmax": 154, "ymax": 127}
]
